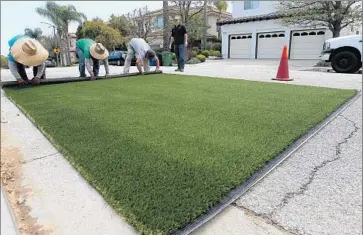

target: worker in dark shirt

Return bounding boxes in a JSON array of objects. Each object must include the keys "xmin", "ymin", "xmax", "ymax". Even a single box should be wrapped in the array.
[{"xmin": 170, "ymin": 18, "xmax": 188, "ymax": 72}]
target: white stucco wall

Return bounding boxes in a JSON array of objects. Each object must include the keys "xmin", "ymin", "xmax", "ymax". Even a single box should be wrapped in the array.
[
  {"xmin": 232, "ymin": 1, "xmax": 277, "ymax": 18},
  {"xmin": 220, "ymin": 19, "xmax": 335, "ymax": 59},
  {"xmin": 225, "ymin": 1, "xmax": 362, "ymax": 59}
]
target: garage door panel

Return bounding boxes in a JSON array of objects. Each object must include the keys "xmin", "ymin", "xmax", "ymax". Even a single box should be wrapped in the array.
[
  {"xmin": 290, "ymin": 30, "xmax": 326, "ymax": 60},
  {"xmin": 229, "ymin": 34, "xmax": 252, "ymax": 59},
  {"xmin": 257, "ymin": 32, "xmax": 286, "ymax": 59}
]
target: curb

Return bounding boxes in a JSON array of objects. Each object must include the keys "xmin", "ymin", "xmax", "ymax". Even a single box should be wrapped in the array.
[{"xmin": 1, "ymin": 185, "xmax": 21, "ymax": 235}]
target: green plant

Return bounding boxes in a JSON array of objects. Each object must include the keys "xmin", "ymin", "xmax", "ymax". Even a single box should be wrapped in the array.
[
  {"xmin": 201, "ymin": 50, "xmax": 210, "ymax": 58},
  {"xmin": 210, "ymin": 50, "xmax": 221, "ymax": 57},
  {"xmin": 186, "ymin": 58, "xmax": 201, "ymax": 64},
  {"xmin": 191, "ymin": 51, "xmax": 197, "ymax": 57},
  {"xmin": 1, "ymin": 55, "xmax": 9, "ymax": 69},
  {"xmin": 196, "ymin": 54, "xmax": 206, "ymax": 62},
  {"xmin": 192, "ymin": 47, "xmax": 201, "ymax": 54},
  {"xmin": 205, "ymin": 42, "xmax": 221, "ymax": 51}
]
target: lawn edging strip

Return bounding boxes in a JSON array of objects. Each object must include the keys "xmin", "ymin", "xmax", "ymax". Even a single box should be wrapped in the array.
[
  {"xmin": 173, "ymin": 90, "xmax": 361, "ymax": 235},
  {"xmin": 0, "ymin": 71, "xmax": 162, "ymax": 88}
]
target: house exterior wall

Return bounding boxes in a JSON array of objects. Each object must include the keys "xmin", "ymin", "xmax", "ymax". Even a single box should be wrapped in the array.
[
  {"xmin": 232, "ymin": 1, "xmax": 277, "ymax": 18},
  {"xmin": 221, "ymin": 1, "xmax": 362, "ymax": 59},
  {"xmin": 220, "ymin": 19, "xmax": 335, "ymax": 59},
  {"xmin": 207, "ymin": 15, "xmax": 218, "ymax": 36}
]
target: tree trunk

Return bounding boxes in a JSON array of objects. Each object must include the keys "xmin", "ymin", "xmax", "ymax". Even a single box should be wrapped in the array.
[
  {"xmin": 332, "ymin": 22, "xmax": 342, "ymax": 38},
  {"xmin": 65, "ymin": 33, "xmax": 72, "ymax": 65},
  {"xmin": 202, "ymin": 2, "xmax": 208, "ymax": 50},
  {"xmin": 163, "ymin": 0, "xmax": 170, "ymax": 51},
  {"xmin": 332, "ymin": 29, "xmax": 340, "ymax": 38},
  {"xmin": 59, "ymin": 37, "xmax": 66, "ymax": 66}
]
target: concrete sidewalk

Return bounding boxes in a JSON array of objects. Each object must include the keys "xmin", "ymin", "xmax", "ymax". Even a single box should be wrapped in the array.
[{"xmin": 1, "ymin": 187, "xmax": 19, "ymax": 235}]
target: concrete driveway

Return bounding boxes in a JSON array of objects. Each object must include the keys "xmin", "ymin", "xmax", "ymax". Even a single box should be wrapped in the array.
[{"xmin": 1, "ymin": 60, "xmax": 362, "ymax": 235}]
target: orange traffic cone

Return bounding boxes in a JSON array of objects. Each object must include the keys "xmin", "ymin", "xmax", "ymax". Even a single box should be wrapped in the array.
[{"xmin": 272, "ymin": 45, "xmax": 293, "ymax": 81}]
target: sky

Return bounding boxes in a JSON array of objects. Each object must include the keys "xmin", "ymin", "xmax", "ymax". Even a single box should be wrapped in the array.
[{"xmin": 1, "ymin": 1, "xmax": 232, "ymax": 56}]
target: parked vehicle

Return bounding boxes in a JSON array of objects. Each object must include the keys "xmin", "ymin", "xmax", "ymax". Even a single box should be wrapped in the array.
[
  {"xmin": 320, "ymin": 35, "xmax": 362, "ymax": 73},
  {"xmin": 108, "ymin": 50, "xmax": 136, "ymax": 66},
  {"xmin": 45, "ymin": 57, "xmax": 56, "ymax": 67}
]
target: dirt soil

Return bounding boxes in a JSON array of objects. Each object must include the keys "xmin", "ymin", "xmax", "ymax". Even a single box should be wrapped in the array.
[{"xmin": 1, "ymin": 128, "xmax": 51, "ymax": 235}]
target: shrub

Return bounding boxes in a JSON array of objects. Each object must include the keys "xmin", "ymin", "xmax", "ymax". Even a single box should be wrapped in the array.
[
  {"xmin": 210, "ymin": 50, "xmax": 221, "ymax": 57},
  {"xmin": 205, "ymin": 42, "xmax": 221, "ymax": 52},
  {"xmin": 201, "ymin": 50, "xmax": 210, "ymax": 58},
  {"xmin": 1, "ymin": 55, "xmax": 9, "ymax": 69},
  {"xmin": 191, "ymin": 51, "xmax": 197, "ymax": 57},
  {"xmin": 196, "ymin": 54, "xmax": 206, "ymax": 62},
  {"xmin": 192, "ymin": 47, "xmax": 201, "ymax": 54},
  {"xmin": 186, "ymin": 58, "xmax": 201, "ymax": 64}
]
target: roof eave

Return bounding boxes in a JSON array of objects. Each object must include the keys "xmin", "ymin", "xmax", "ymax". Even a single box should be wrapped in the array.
[{"xmin": 217, "ymin": 13, "xmax": 284, "ymax": 26}]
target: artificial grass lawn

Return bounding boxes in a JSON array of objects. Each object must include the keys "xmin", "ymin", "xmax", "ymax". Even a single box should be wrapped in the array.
[{"xmin": 4, "ymin": 74, "xmax": 356, "ymax": 234}]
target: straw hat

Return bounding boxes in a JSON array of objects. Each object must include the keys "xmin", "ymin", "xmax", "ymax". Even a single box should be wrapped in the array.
[
  {"xmin": 10, "ymin": 38, "xmax": 49, "ymax": 66},
  {"xmin": 90, "ymin": 43, "xmax": 109, "ymax": 60}
]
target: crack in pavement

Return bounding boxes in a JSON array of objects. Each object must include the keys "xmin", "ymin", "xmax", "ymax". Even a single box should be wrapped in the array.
[
  {"xmin": 232, "ymin": 204, "xmax": 297, "ymax": 235},
  {"xmin": 267, "ymin": 114, "xmax": 360, "ymax": 218},
  {"xmin": 21, "ymin": 152, "xmax": 58, "ymax": 164}
]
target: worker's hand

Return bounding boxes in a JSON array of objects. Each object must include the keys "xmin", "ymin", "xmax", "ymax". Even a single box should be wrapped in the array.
[
  {"xmin": 90, "ymin": 73, "xmax": 95, "ymax": 81},
  {"xmin": 155, "ymin": 68, "xmax": 162, "ymax": 72},
  {"xmin": 31, "ymin": 77, "xmax": 41, "ymax": 85},
  {"xmin": 184, "ymin": 42, "xmax": 188, "ymax": 48},
  {"xmin": 17, "ymin": 79, "xmax": 27, "ymax": 85}
]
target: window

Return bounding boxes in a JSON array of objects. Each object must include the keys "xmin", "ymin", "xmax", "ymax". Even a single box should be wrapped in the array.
[
  {"xmin": 244, "ymin": 1, "xmax": 259, "ymax": 10},
  {"xmin": 152, "ymin": 15, "xmax": 164, "ymax": 29},
  {"xmin": 157, "ymin": 15, "xmax": 164, "ymax": 28}
]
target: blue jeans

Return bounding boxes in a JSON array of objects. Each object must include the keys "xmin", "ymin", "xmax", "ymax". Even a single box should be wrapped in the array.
[
  {"xmin": 174, "ymin": 44, "xmax": 185, "ymax": 70},
  {"xmin": 76, "ymin": 46, "xmax": 99, "ymax": 77}
]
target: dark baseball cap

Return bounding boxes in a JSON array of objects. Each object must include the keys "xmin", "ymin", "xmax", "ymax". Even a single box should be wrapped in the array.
[{"xmin": 145, "ymin": 50, "xmax": 156, "ymax": 59}]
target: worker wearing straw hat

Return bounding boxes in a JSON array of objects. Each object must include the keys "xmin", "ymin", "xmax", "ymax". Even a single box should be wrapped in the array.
[
  {"xmin": 76, "ymin": 38, "xmax": 110, "ymax": 80},
  {"xmin": 8, "ymin": 35, "xmax": 49, "ymax": 85}
]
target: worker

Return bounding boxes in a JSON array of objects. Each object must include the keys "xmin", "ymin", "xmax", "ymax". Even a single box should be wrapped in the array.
[
  {"xmin": 123, "ymin": 38, "xmax": 161, "ymax": 74},
  {"xmin": 8, "ymin": 35, "xmax": 49, "ymax": 85},
  {"xmin": 75, "ymin": 38, "xmax": 110, "ymax": 80}
]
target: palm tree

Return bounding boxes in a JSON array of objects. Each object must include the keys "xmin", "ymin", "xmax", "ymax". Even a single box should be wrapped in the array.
[
  {"xmin": 36, "ymin": 1, "xmax": 86, "ymax": 66},
  {"xmin": 202, "ymin": 1, "xmax": 208, "ymax": 50},
  {"xmin": 162, "ymin": 1, "xmax": 170, "ymax": 51},
  {"xmin": 212, "ymin": 0, "xmax": 228, "ymax": 38},
  {"xmin": 24, "ymin": 28, "xmax": 43, "ymax": 40}
]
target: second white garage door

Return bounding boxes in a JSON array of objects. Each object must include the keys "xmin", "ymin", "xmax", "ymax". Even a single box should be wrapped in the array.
[
  {"xmin": 257, "ymin": 32, "xmax": 286, "ymax": 59},
  {"xmin": 229, "ymin": 34, "xmax": 252, "ymax": 59},
  {"xmin": 290, "ymin": 30, "xmax": 326, "ymax": 59}
]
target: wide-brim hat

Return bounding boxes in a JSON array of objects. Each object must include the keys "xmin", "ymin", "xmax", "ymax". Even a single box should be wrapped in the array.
[
  {"xmin": 10, "ymin": 38, "xmax": 49, "ymax": 66},
  {"xmin": 90, "ymin": 42, "xmax": 109, "ymax": 60}
]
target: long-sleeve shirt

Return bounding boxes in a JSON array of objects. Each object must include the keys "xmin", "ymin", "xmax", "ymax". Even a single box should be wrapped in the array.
[
  {"xmin": 76, "ymin": 38, "xmax": 109, "ymax": 76},
  {"xmin": 8, "ymin": 60, "xmax": 46, "ymax": 81}
]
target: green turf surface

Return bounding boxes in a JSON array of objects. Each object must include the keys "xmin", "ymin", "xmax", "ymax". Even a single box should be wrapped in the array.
[{"xmin": 4, "ymin": 74, "xmax": 356, "ymax": 234}]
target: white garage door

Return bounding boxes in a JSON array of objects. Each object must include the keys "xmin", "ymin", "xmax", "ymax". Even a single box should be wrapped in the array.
[
  {"xmin": 229, "ymin": 34, "xmax": 252, "ymax": 59},
  {"xmin": 257, "ymin": 32, "xmax": 286, "ymax": 59},
  {"xmin": 290, "ymin": 30, "xmax": 326, "ymax": 59}
]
